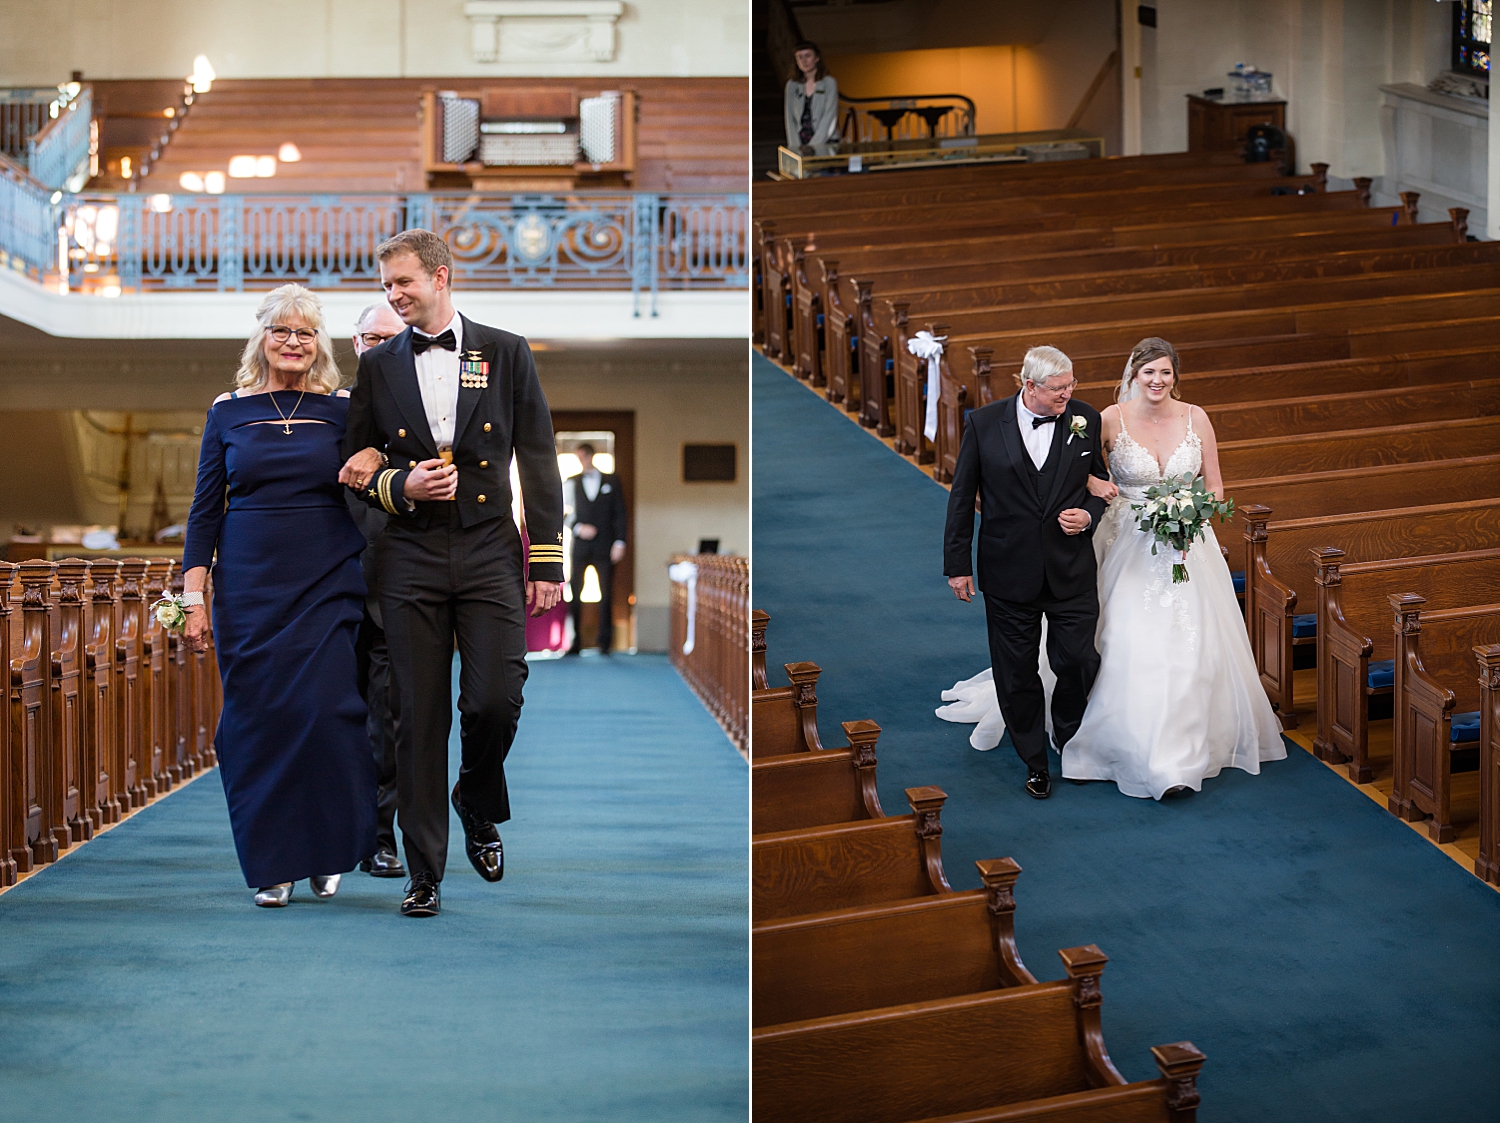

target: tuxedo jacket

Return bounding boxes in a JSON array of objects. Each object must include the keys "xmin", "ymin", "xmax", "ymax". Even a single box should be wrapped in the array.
[
  {"xmin": 943, "ymin": 394, "xmax": 1109, "ymax": 602},
  {"xmin": 566, "ymin": 472, "xmax": 627, "ymax": 547},
  {"xmin": 343, "ymin": 314, "xmax": 565, "ymax": 582}
]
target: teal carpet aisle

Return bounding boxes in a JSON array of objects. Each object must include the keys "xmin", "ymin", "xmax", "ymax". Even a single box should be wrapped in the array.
[
  {"xmin": 0, "ymin": 654, "xmax": 747, "ymax": 1122},
  {"xmin": 752, "ymin": 355, "xmax": 1500, "ymax": 1121}
]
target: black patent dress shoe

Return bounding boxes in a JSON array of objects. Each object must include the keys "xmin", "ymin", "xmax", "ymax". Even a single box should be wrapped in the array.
[
  {"xmin": 1025, "ymin": 769, "xmax": 1053, "ymax": 799},
  {"xmin": 451, "ymin": 783, "xmax": 505, "ymax": 882},
  {"xmin": 400, "ymin": 872, "xmax": 440, "ymax": 917},
  {"xmin": 360, "ymin": 845, "xmax": 406, "ymax": 878}
]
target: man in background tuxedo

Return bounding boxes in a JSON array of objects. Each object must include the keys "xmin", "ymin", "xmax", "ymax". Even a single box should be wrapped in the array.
[
  {"xmin": 338, "ymin": 229, "xmax": 564, "ymax": 917},
  {"xmin": 347, "ymin": 300, "xmax": 408, "ymax": 879},
  {"xmin": 564, "ymin": 443, "xmax": 627, "ymax": 655}
]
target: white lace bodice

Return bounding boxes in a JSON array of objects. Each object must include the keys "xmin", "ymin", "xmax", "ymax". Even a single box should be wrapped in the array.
[{"xmin": 1108, "ymin": 409, "xmax": 1202, "ymax": 500}]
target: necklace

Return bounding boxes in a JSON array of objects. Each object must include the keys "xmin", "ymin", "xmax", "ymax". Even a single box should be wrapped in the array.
[{"xmin": 270, "ymin": 388, "xmax": 307, "ymax": 434}]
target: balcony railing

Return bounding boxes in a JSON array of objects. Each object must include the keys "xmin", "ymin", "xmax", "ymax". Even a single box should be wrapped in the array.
[
  {"xmin": 838, "ymin": 94, "xmax": 978, "ymax": 144},
  {"xmin": 28, "ymin": 86, "xmax": 93, "ymax": 190},
  {"xmin": 1, "ymin": 182, "xmax": 748, "ymax": 312},
  {"xmin": 0, "ymin": 84, "xmax": 92, "ymax": 189}
]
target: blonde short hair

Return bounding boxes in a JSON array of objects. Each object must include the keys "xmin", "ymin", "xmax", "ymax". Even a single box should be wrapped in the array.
[
  {"xmin": 1014, "ymin": 345, "xmax": 1073, "ymax": 389},
  {"xmin": 234, "ymin": 284, "xmax": 344, "ymax": 394}
]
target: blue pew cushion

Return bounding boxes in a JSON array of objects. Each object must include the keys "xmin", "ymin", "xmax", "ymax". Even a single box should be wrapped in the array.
[
  {"xmin": 1292, "ymin": 613, "xmax": 1317, "ymax": 639},
  {"xmin": 1451, "ymin": 711, "xmax": 1481, "ymax": 744},
  {"xmin": 1367, "ymin": 659, "xmax": 1395, "ymax": 690},
  {"xmin": 1231, "ymin": 570, "xmax": 1245, "ymax": 595}
]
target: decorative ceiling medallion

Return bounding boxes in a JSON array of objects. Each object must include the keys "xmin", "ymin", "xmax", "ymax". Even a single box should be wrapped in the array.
[{"xmin": 462, "ymin": 1, "xmax": 625, "ymax": 64}]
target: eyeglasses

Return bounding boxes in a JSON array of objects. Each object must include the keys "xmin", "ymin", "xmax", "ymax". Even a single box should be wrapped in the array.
[
  {"xmin": 359, "ymin": 332, "xmax": 399, "ymax": 347},
  {"xmin": 267, "ymin": 325, "xmax": 318, "ymax": 345},
  {"xmin": 1031, "ymin": 379, "xmax": 1076, "ymax": 396}
]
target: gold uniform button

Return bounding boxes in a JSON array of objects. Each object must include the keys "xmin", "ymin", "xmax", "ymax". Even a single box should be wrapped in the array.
[
  {"xmin": 397, "ymin": 428, "xmax": 406, "ymax": 437},
  {"xmin": 483, "ymin": 423, "xmax": 491, "ymax": 432},
  {"xmin": 479, "ymin": 460, "xmax": 489, "ymax": 468},
  {"xmin": 409, "ymin": 460, "xmax": 417, "ymax": 468},
  {"xmin": 477, "ymin": 494, "xmax": 487, "ymax": 503}
]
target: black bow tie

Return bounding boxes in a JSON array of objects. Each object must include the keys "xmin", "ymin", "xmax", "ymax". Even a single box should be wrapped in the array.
[
  {"xmin": 411, "ymin": 329, "xmax": 456, "ymax": 355},
  {"xmin": 1031, "ymin": 413, "xmax": 1062, "ymax": 429}
]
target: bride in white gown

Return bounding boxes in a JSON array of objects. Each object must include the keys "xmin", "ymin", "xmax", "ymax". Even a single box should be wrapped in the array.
[{"xmin": 937, "ymin": 337, "xmax": 1284, "ymax": 798}]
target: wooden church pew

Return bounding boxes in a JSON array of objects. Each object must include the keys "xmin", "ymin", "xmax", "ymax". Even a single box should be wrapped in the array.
[
  {"xmin": 1475, "ymin": 645, "xmax": 1500, "ymax": 885},
  {"xmin": 752, "ymin": 719, "xmax": 884, "ymax": 834},
  {"xmin": 1217, "ymin": 416, "xmax": 1500, "ymax": 480},
  {"xmin": 752, "ymin": 660, "xmax": 825, "ymax": 757},
  {"xmin": 753, "ymin": 945, "xmax": 1206, "ymax": 1123},
  {"xmin": 753, "ymin": 786, "xmax": 952, "ymax": 922},
  {"xmin": 753, "ymin": 857, "xmax": 1034, "ymax": 1026},
  {"xmin": 836, "ymin": 225, "xmax": 1467, "ymax": 429},
  {"xmin": 754, "ymin": 155, "xmax": 1290, "ymax": 216},
  {"xmin": 82, "ymin": 559, "xmax": 122, "ymax": 830},
  {"xmin": 1313, "ymin": 548, "xmax": 1500, "ymax": 781},
  {"xmin": 752, "ymin": 608, "xmax": 769, "ymax": 690},
  {"xmin": 765, "ymin": 201, "xmax": 1409, "ymax": 372},
  {"xmin": 1071, "ymin": 347, "xmax": 1500, "ymax": 411},
  {"xmin": 1388, "ymin": 595, "xmax": 1500, "ymax": 842},
  {"xmin": 1242, "ymin": 499, "xmax": 1500, "ymax": 728}
]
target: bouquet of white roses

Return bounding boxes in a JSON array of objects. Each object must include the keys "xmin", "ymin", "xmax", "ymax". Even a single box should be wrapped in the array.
[{"xmin": 1131, "ymin": 474, "xmax": 1234, "ymax": 583}]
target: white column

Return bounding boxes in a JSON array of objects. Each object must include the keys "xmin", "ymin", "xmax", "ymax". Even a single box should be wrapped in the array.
[
  {"xmin": 1489, "ymin": 82, "xmax": 1500, "ymax": 240},
  {"xmin": 1120, "ymin": 0, "xmax": 1143, "ymax": 155}
]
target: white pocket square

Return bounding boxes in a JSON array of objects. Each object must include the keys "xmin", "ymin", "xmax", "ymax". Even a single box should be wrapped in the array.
[{"xmin": 1078, "ymin": 450, "xmax": 1090, "ymax": 457}]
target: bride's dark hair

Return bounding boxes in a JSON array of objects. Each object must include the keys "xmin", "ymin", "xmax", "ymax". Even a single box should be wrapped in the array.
[{"xmin": 1118, "ymin": 337, "xmax": 1182, "ymax": 402}]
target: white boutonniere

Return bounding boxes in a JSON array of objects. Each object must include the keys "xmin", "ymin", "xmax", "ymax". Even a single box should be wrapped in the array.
[
  {"xmin": 1067, "ymin": 414, "xmax": 1088, "ymax": 445},
  {"xmin": 151, "ymin": 594, "xmax": 189, "ymax": 632}
]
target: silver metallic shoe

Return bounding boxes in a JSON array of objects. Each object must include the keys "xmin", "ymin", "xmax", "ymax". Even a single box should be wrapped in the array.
[
  {"xmin": 254, "ymin": 883, "xmax": 293, "ymax": 908},
  {"xmin": 309, "ymin": 874, "xmax": 341, "ymax": 899}
]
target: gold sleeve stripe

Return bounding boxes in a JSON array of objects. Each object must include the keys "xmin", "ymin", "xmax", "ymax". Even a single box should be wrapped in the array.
[
  {"xmin": 528, "ymin": 546, "xmax": 564, "ymax": 561},
  {"xmin": 378, "ymin": 469, "xmax": 398, "ymax": 515}
]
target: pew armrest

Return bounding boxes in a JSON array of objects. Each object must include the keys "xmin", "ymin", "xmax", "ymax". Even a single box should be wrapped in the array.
[
  {"xmin": 1152, "ymin": 1041, "xmax": 1207, "ymax": 1123},
  {"xmin": 977, "ymin": 858, "xmax": 1036, "ymax": 986},
  {"xmin": 1058, "ymin": 945, "xmax": 1128, "ymax": 1089}
]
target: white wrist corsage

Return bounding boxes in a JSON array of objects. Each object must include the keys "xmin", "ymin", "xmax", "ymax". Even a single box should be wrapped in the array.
[
  {"xmin": 152, "ymin": 593, "xmax": 193, "ymax": 632},
  {"xmin": 1067, "ymin": 414, "xmax": 1088, "ymax": 445}
]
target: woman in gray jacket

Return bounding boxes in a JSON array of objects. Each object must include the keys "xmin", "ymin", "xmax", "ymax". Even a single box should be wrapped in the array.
[{"xmin": 784, "ymin": 40, "xmax": 839, "ymax": 149}]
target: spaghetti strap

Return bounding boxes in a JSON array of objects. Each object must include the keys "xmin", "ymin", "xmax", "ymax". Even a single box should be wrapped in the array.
[
  {"xmin": 1185, "ymin": 406, "xmax": 1194, "ymax": 433},
  {"xmin": 1116, "ymin": 404, "xmax": 1131, "ymax": 439},
  {"xmin": 230, "ymin": 390, "xmax": 239, "ymax": 399}
]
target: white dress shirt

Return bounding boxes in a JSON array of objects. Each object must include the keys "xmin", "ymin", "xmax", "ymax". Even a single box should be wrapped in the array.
[
  {"xmin": 1016, "ymin": 394, "xmax": 1060, "ymax": 471},
  {"xmin": 413, "ymin": 310, "xmax": 462, "ymax": 449}
]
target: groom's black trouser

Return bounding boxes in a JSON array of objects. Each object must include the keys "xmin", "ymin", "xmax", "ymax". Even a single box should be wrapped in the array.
[
  {"xmin": 378, "ymin": 505, "xmax": 529, "ymax": 881},
  {"xmin": 984, "ymin": 578, "xmax": 1100, "ymax": 773}
]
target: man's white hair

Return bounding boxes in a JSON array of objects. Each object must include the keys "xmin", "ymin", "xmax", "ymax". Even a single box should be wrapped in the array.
[
  {"xmin": 1019, "ymin": 345, "xmax": 1073, "ymax": 387},
  {"xmin": 356, "ymin": 301, "xmax": 396, "ymax": 331}
]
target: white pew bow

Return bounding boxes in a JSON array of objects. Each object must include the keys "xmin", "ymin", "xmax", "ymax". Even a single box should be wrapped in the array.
[
  {"xmin": 667, "ymin": 560, "xmax": 699, "ymax": 654},
  {"xmin": 907, "ymin": 330, "xmax": 946, "ymax": 441}
]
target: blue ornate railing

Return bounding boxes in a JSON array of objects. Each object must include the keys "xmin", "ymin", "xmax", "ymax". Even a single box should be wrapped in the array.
[
  {"xmin": 0, "ymin": 155, "xmax": 55, "ymax": 281},
  {"xmin": 49, "ymin": 190, "xmax": 747, "ymax": 313},
  {"xmin": 27, "ymin": 86, "xmax": 93, "ymax": 190}
]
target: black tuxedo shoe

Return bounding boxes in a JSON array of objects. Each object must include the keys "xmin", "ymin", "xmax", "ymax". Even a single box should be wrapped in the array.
[
  {"xmin": 564, "ymin": 644, "xmax": 581, "ymax": 657},
  {"xmin": 451, "ymin": 783, "xmax": 505, "ymax": 882},
  {"xmin": 400, "ymin": 872, "xmax": 440, "ymax": 917},
  {"xmin": 1026, "ymin": 769, "xmax": 1053, "ymax": 799},
  {"xmin": 360, "ymin": 845, "xmax": 406, "ymax": 878}
]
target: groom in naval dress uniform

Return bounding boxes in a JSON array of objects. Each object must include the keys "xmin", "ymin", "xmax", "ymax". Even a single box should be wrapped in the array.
[
  {"xmin": 339, "ymin": 229, "xmax": 564, "ymax": 917},
  {"xmin": 943, "ymin": 345, "xmax": 1110, "ymax": 800}
]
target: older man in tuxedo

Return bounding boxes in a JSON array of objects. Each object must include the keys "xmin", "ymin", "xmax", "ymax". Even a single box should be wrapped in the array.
[
  {"xmin": 339, "ymin": 229, "xmax": 563, "ymax": 917},
  {"xmin": 943, "ymin": 345, "xmax": 1109, "ymax": 801},
  {"xmin": 347, "ymin": 300, "xmax": 408, "ymax": 879}
]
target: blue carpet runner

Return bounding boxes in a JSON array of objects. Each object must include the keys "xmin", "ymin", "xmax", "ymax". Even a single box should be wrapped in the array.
[
  {"xmin": 753, "ymin": 354, "xmax": 1500, "ymax": 1121},
  {"xmin": 0, "ymin": 653, "xmax": 747, "ymax": 1122}
]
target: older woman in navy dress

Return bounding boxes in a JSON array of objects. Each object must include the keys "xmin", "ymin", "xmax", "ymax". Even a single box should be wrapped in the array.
[{"xmin": 183, "ymin": 283, "xmax": 377, "ymax": 907}]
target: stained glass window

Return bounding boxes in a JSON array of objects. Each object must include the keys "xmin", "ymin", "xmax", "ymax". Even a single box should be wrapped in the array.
[{"xmin": 1453, "ymin": 1, "xmax": 1493, "ymax": 77}]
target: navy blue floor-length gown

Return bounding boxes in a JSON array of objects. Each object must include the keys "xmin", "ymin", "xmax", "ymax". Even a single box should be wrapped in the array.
[{"xmin": 183, "ymin": 390, "xmax": 377, "ymax": 887}]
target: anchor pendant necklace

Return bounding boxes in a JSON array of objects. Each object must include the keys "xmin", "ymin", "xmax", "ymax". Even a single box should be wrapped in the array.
[{"xmin": 270, "ymin": 388, "xmax": 307, "ymax": 434}]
